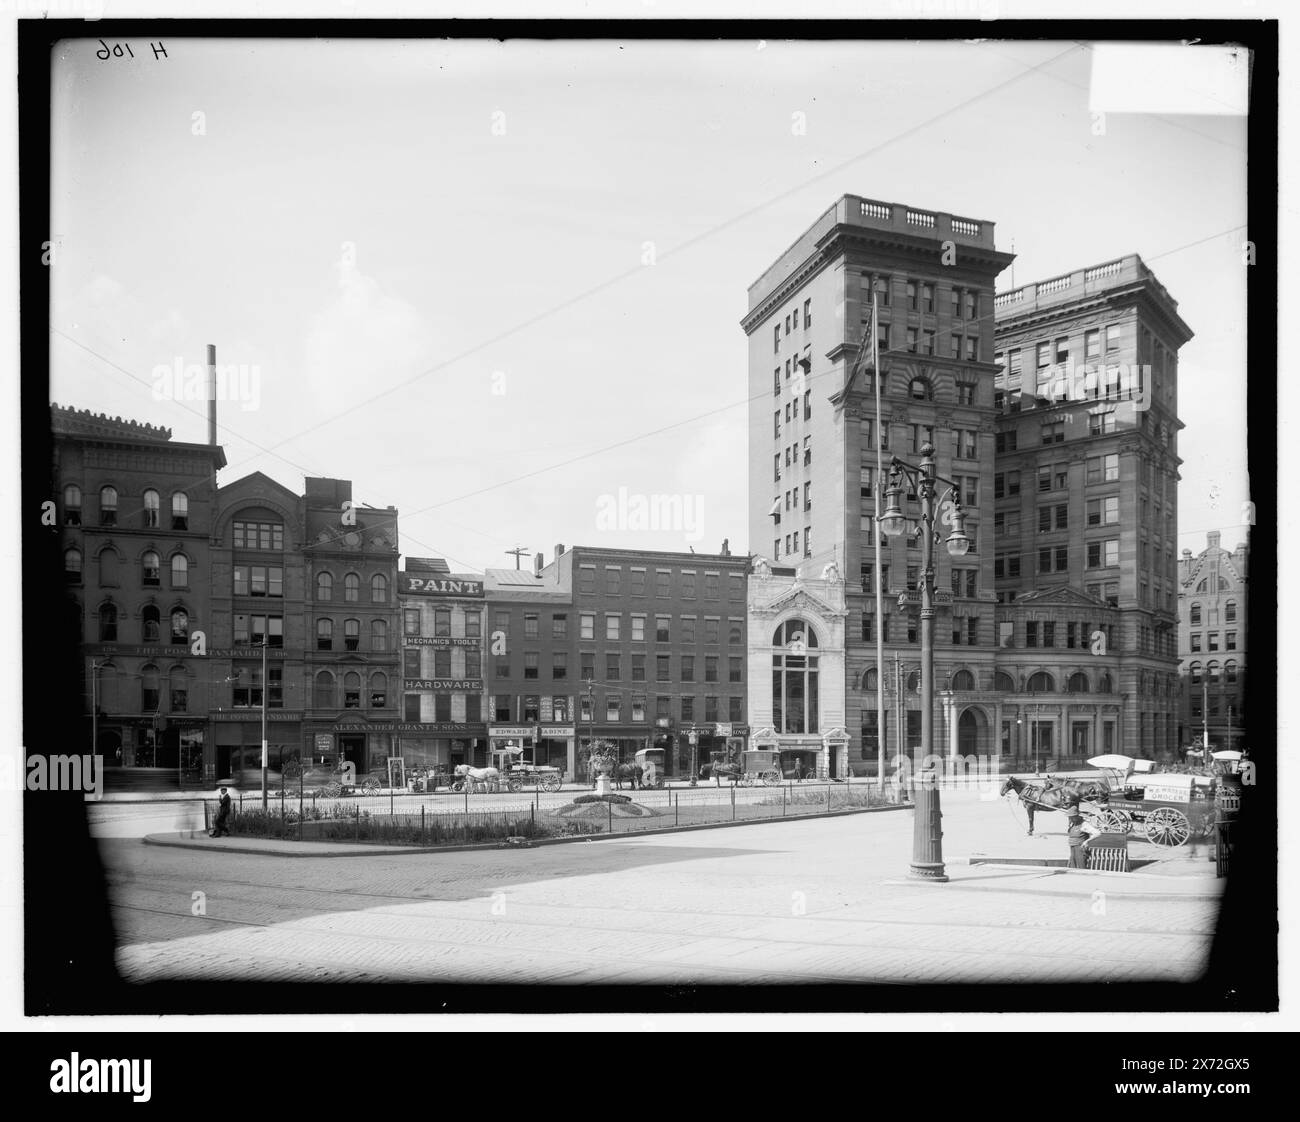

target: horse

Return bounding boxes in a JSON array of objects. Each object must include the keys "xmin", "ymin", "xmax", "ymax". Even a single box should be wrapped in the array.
[
  {"xmin": 611, "ymin": 763, "xmax": 643, "ymax": 791},
  {"xmin": 453, "ymin": 764, "xmax": 500, "ymax": 794},
  {"xmin": 999, "ymin": 775, "xmax": 1088, "ymax": 836},
  {"xmin": 700, "ymin": 760, "xmax": 742, "ymax": 787}
]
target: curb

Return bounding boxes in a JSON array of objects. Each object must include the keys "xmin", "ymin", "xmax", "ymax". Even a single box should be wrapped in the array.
[{"xmin": 142, "ymin": 802, "xmax": 910, "ymax": 858}]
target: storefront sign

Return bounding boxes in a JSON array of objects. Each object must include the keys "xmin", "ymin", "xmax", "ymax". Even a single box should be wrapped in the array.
[
  {"xmin": 715, "ymin": 722, "xmax": 733, "ymax": 737},
  {"xmin": 400, "ymin": 575, "xmax": 485, "ymax": 598},
  {"xmin": 404, "ymin": 637, "xmax": 480, "ymax": 647},
  {"xmin": 330, "ymin": 721, "xmax": 481, "ymax": 733},
  {"xmin": 315, "ymin": 734, "xmax": 334, "ymax": 757},
  {"xmin": 539, "ymin": 725, "xmax": 575, "ymax": 738},
  {"xmin": 489, "ymin": 725, "xmax": 534, "ymax": 738},
  {"xmin": 404, "ymin": 679, "xmax": 484, "ymax": 692},
  {"xmin": 210, "ymin": 711, "xmax": 303, "ymax": 722}
]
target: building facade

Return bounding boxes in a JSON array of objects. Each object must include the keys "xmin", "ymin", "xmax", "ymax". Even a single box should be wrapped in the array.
[
  {"xmin": 741, "ymin": 198, "xmax": 1191, "ymax": 771},
  {"xmin": 54, "ymin": 405, "xmax": 225, "ymax": 780},
  {"xmin": 1177, "ymin": 531, "xmax": 1249, "ymax": 753},
  {"xmin": 301, "ymin": 478, "xmax": 402, "ymax": 780},
  {"xmin": 207, "ymin": 470, "xmax": 307, "ymax": 783},
  {"xmin": 397, "ymin": 558, "xmax": 488, "ymax": 772},
  {"xmin": 992, "ymin": 254, "xmax": 1191, "ymax": 761}
]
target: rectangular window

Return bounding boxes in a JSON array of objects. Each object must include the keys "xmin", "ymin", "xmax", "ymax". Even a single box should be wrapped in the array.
[
  {"xmin": 578, "ymin": 566, "xmax": 596, "ymax": 595},
  {"xmin": 705, "ymin": 696, "xmax": 719, "ymax": 723},
  {"xmin": 524, "ymin": 652, "xmax": 538, "ymax": 680},
  {"xmin": 552, "ymin": 613, "xmax": 567, "ymax": 639},
  {"xmin": 404, "ymin": 609, "xmax": 421, "ymax": 637},
  {"xmin": 581, "ymin": 652, "xmax": 595, "ymax": 680},
  {"xmin": 681, "ymin": 655, "xmax": 695, "ymax": 682},
  {"xmin": 656, "ymin": 569, "xmax": 671, "ymax": 598},
  {"xmin": 606, "ymin": 614, "xmax": 620, "ymax": 640},
  {"xmin": 1041, "ymin": 421, "xmax": 1065, "ymax": 444},
  {"xmin": 606, "ymin": 567, "xmax": 621, "ymax": 595},
  {"xmin": 580, "ymin": 612, "xmax": 595, "ymax": 640},
  {"xmin": 523, "ymin": 612, "xmax": 538, "ymax": 640},
  {"xmin": 1085, "ymin": 329, "xmax": 1100, "ymax": 360},
  {"xmin": 907, "ymin": 280, "xmax": 917, "ymax": 310},
  {"xmin": 553, "ymin": 652, "xmax": 567, "ymax": 679},
  {"xmin": 631, "ymin": 654, "xmax": 645, "ymax": 681},
  {"xmin": 656, "ymin": 655, "xmax": 670, "ymax": 682},
  {"xmin": 631, "ymin": 614, "xmax": 646, "ymax": 642},
  {"xmin": 705, "ymin": 656, "xmax": 719, "ymax": 682},
  {"xmin": 1089, "ymin": 410, "xmax": 1116, "ymax": 436},
  {"xmin": 606, "ymin": 654, "xmax": 621, "ymax": 681},
  {"xmin": 434, "ymin": 648, "xmax": 452, "ymax": 677}
]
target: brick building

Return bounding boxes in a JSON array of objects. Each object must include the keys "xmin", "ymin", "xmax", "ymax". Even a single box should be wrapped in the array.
[
  {"xmin": 54, "ymin": 404, "xmax": 225, "ymax": 781},
  {"xmin": 397, "ymin": 558, "xmax": 488, "ymax": 773}
]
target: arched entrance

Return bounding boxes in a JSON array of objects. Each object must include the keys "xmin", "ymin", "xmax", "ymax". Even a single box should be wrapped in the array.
[{"xmin": 957, "ymin": 707, "xmax": 988, "ymax": 756}]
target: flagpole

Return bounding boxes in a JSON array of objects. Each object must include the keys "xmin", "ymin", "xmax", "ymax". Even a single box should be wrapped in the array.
[{"xmin": 873, "ymin": 288, "xmax": 887, "ymax": 796}]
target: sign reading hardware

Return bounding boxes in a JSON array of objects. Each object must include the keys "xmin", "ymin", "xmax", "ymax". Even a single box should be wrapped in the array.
[
  {"xmin": 400, "ymin": 575, "xmax": 485, "ymax": 598},
  {"xmin": 405, "ymin": 679, "xmax": 484, "ymax": 692}
]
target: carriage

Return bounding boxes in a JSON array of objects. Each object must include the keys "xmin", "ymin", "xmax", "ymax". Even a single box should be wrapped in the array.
[
  {"xmin": 1078, "ymin": 756, "xmax": 1220, "ymax": 847},
  {"xmin": 280, "ymin": 757, "xmax": 383, "ymax": 798},
  {"xmin": 634, "ymin": 747, "xmax": 667, "ymax": 790},
  {"xmin": 490, "ymin": 746, "xmax": 564, "ymax": 793}
]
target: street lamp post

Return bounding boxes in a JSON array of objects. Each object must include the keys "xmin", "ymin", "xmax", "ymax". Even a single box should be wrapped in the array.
[
  {"xmin": 880, "ymin": 443, "xmax": 971, "ymax": 884},
  {"xmin": 261, "ymin": 633, "xmax": 268, "ymax": 811}
]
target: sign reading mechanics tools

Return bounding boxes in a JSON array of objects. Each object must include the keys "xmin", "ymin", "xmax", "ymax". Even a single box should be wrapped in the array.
[
  {"xmin": 404, "ymin": 637, "xmax": 479, "ymax": 647},
  {"xmin": 405, "ymin": 679, "xmax": 484, "ymax": 692},
  {"xmin": 400, "ymin": 575, "xmax": 485, "ymax": 598}
]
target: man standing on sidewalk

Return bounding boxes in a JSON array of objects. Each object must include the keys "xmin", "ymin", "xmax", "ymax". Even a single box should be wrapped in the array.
[
  {"xmin": 1066, "ymin": 814, "xmax": 1089, "ymax": 868},
  {"xmin": 210, "ymin": 786, "xmax": 232, "ymax": 838}
]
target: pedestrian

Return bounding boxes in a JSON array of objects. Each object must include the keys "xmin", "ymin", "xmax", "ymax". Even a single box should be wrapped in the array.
[
  {"xmin": 794, "ymin": 758, "xmax": 805, "ymax": 782},
  {"xmin": 1066, "ymin": 813, "xmax": 1093, "ymax": 868},
  {"xmin": 211, "ymin": 786, "xmax": 232, "ymax": 838}
]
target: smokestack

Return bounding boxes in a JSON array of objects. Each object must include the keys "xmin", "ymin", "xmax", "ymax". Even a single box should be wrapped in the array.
[
  {"xmin": 555, "ymin": 543, "xmax": 565, "ymax": 559},
  {"xmin": 206, "ymin": 344, "xmax": 217, "ymax": 446},
  {"xmin": 534, "ymin": 552, "xmax": 544, "ymax": 577}
]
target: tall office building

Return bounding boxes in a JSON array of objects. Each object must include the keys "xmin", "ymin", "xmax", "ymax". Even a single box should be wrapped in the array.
[
  {"xmin": 992, "ymin": 255, "xmax": 1191, "ymax": 760},
  {"xmin": 741, "ymin": 199, "xmax": 1191, "ymax": 774},
  {"xmin": 742, "ymin": 196, "xmax": 1013, "ymax": 775}
]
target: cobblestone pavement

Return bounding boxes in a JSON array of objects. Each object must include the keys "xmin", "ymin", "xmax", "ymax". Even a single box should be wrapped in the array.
[{"xmin": 103, "ymin": 790, "xmax": 1223, "ymax": 987}]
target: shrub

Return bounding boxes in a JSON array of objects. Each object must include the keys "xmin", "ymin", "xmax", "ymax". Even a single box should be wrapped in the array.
[{"xmin": 572, "ymin": 793, "xmax": 631, "ymax": 805}]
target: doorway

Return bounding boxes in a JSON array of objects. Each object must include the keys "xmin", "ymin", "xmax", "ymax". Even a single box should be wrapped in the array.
[
  {"xmin": 339, "ymin": 735, "xmax": 366, "ymax": 774},
  {"xmin": 1071, "ymin": 721, "xmax": 1091, "ymax": 757}
]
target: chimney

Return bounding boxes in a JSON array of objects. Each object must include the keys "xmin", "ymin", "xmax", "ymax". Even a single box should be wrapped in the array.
[
  {"xmin": 555, "ymin": 543, "xmax": 565, "ymax": 560},
  {"xmin": 534, "ymin": 552, "xmax": 544, "ymax": 577},
  {"xmin": 206, "ymin": 344, "xmax": 218, "ymax": 446}
]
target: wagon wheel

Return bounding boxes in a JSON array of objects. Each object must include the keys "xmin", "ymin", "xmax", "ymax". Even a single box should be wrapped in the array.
[
  {"xmin": 762, "ymin": 769, "xmax": 782, "ymax": 787},
  {"xmin": 1145, "ymin": 807, "xmax": 1191, "ymax": 847},
  {"xmin": 361, "ymin": 775, "xmax": 382, "ymax": 796},
  {"xmin": 542, "ymin": 774, "xmax": 563, "ymax": 793},
  {"xmin": 282, "ymin": 759, "xmax": 304, "ymax": 781},
  {"xmin": 320, "ymin": 781, "xmax": 343, "ymax": 799},
  {"xmin": 507, "ymin": 775, "xmax": 524, "ymax": 793},
  {"xmin": 1094, "ymin": 808, "xmax": 1129, "ymax": 833}
]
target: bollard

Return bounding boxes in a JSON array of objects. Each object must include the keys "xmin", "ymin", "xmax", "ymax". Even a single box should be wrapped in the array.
[
  {"xmin": 608, "ymin": 799, "xmax": 613, "ymax": 835},
  {"xmin": 783, "ymin": 784, "xmax": 787, "ymax": 816},
  {"xmin": 421, "ymin": 805, "xmax": 426, "ymax": 847},
  {"xmin": 530, "ymin": 802, "xmax": 535, "ymax": 832},
  {"xmin": 731, "ymin": 784, "xmax": 736, "ymax": 821},
  {"xmin": 354, "ymin": 805, "xmax": 359, "ymax": 841}
]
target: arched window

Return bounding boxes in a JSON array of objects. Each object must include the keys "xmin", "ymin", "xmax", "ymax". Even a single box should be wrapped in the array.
[
  {"xmin": 1189, "ymin": 603, "xmax": 1201, "ymax": 625},
  {"xmin": 1189, "ymin": 662, "xmax": 1202, "ymax": 684},
  {"xmin": 371, "ymin": 619, "xmax": 388, "ymax": 651},
  {"xmin": 99, "ymin": 547, "xmax": 120, "ymax": 586},
  {"xmin": 63, "ymin": 484, "xmax": 82, "ymax": 525},
  {"xmin": 316, "ymin": 572, "xmax": 333, "ymax": 601},
  {"xmin": 1195, "ymin": 578, "xmax": 1208, "ymax": 593},
  {"xmin": 1207, "ymin": 661, "xmax": 1221, "ymax": 682},
  {"xmin": 313, "ymin": 670, "xmax": 335, "ymax": 709},
  {"xmin": 171, "ymin": 492, "xmax": 189, "ymax": 530},
  {"xmin": 344, "ymin": 573, "xmax": 360, "ymax": 602},
  {"xmin": 99, "ymin": 485, "xmax": 118, "ymax": 526},
  {"xmin": 143, "ymin": 489, "xmax": 160, "ymax": 528},
  {"xmin": 771, "ymin": 618, "xmax": 819, "ymax": 734},
  {"xmin": 1225, "ymin": 660, "xmax": 1238, "ymax": 683},
  {"xmin": 1098, "ymin": 672, "xmax": 1113, "ymax": 693},
  {"xmin": 98, "ymin": 602, "xmax": 118, "ymax": 642},
  {"xmin": 141, "ymin": 664, "xmax": 160, "ymax": 712},
  {"xmin": 170, "ymin": 609, "xmax": 189, "ymax": 644},
  {"xmin": 773, "ymin": 619, "xmax": 818, "ymax": 648},
  {"xmin": 1026, "ymin": 671, "xmax": 1054, "ymax": 694},
  {"xmin": 142, "ymin": 605, "xmax": 161, "ymax": 643},
  {"xmin": 168, "ymin": 666, "xmax": 188, "ymax": 712},
  {"xmin": 171, "ymin": 553, "xmax": 189, "ymax": 587},
  {"xmin": 344, "ymin": 618, "xmax": 360, "ymax": 651},
  {"xmin": 317, "ymin": 619, "xmax": 333, "ymax": 651},
  {"xmin": 994, "ymin": 671, "xmax": 1016, "ymax": 692},
  {"xmin": 142, "ymin": 550, "xmax": 161, "ymax": 586},
  {"xmin": 952, "ymin": 669, "xmax": 976, "ymax": 691},
  {"xmin": 1066, "ymin": 672, "xmax": 1089, "ymax": 693},
  {"xmin": 371, "ymin": 574, "xmax": 388, "ymax": 603},
  {"xmin": 862, "ymin": 667, "xmax": 879, "ymax": 691},
  {"xmin": 344, "ymin": 672, "xmax": 362, "ymax": 709},
  {"xmin": 64, "ymin": 548, "xmax": 82, "ymax": 581},
  {"xmin": 370, "ymin": 672, "xmax": 387, "ymax": 708},
  {"xmin": 1225, "ymin": 601, "xmax": 1237, "ymax": 623},
  {"xmin": 909, "ymin": 378, "xmax": 931, "ymax": 401}
]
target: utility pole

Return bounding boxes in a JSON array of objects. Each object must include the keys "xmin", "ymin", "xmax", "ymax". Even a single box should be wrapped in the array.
[
  {"xmin": 261, "ymin": 632, "xmax": 269, "ymax": 811},
  {"xmin": 506, "ymin": 546, "xmax": 529, "ymax": 570},
  {"xmin": 91, "ymin": 658, "xmax": 100, "ymax": 759},
  {"xmin": 1202, "ymin": 676, "xmax": 1209, "ymax": 755}
]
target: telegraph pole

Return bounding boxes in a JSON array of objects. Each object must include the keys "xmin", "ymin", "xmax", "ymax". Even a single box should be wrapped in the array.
[{"xmin": 506, "ymin": 546, "xmax": 529, "ymax": 570}]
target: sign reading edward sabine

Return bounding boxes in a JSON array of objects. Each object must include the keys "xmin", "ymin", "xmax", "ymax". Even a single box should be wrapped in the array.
[{"xmin": 400, "ymin": 575, "xmax": 484, "ymax": 598}]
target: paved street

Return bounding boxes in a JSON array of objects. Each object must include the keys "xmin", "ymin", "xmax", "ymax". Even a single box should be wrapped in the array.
[{"xmin": 102, "ymin": 789, "xmax": 1223, "ymax": 986}]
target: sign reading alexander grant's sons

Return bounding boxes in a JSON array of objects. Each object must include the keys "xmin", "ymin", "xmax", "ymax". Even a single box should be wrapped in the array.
[{"xmin": 400, "ymin": 575, "xmax": 485, "ymax": 598}]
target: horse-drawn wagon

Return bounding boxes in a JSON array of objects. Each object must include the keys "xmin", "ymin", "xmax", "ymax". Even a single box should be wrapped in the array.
[
  {"xmin": 490, "ymin": 746, "xmax": 564, "ymax": 793},
  {"xmin": 1083, "ymin": 762, "xmax": 1217, "ymax": 847}
]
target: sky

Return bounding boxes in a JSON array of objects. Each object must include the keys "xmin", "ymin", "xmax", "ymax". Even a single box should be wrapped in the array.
[{"xmin": 48, "ymin": 37, "xmax": 1250, "ymax": 574}]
